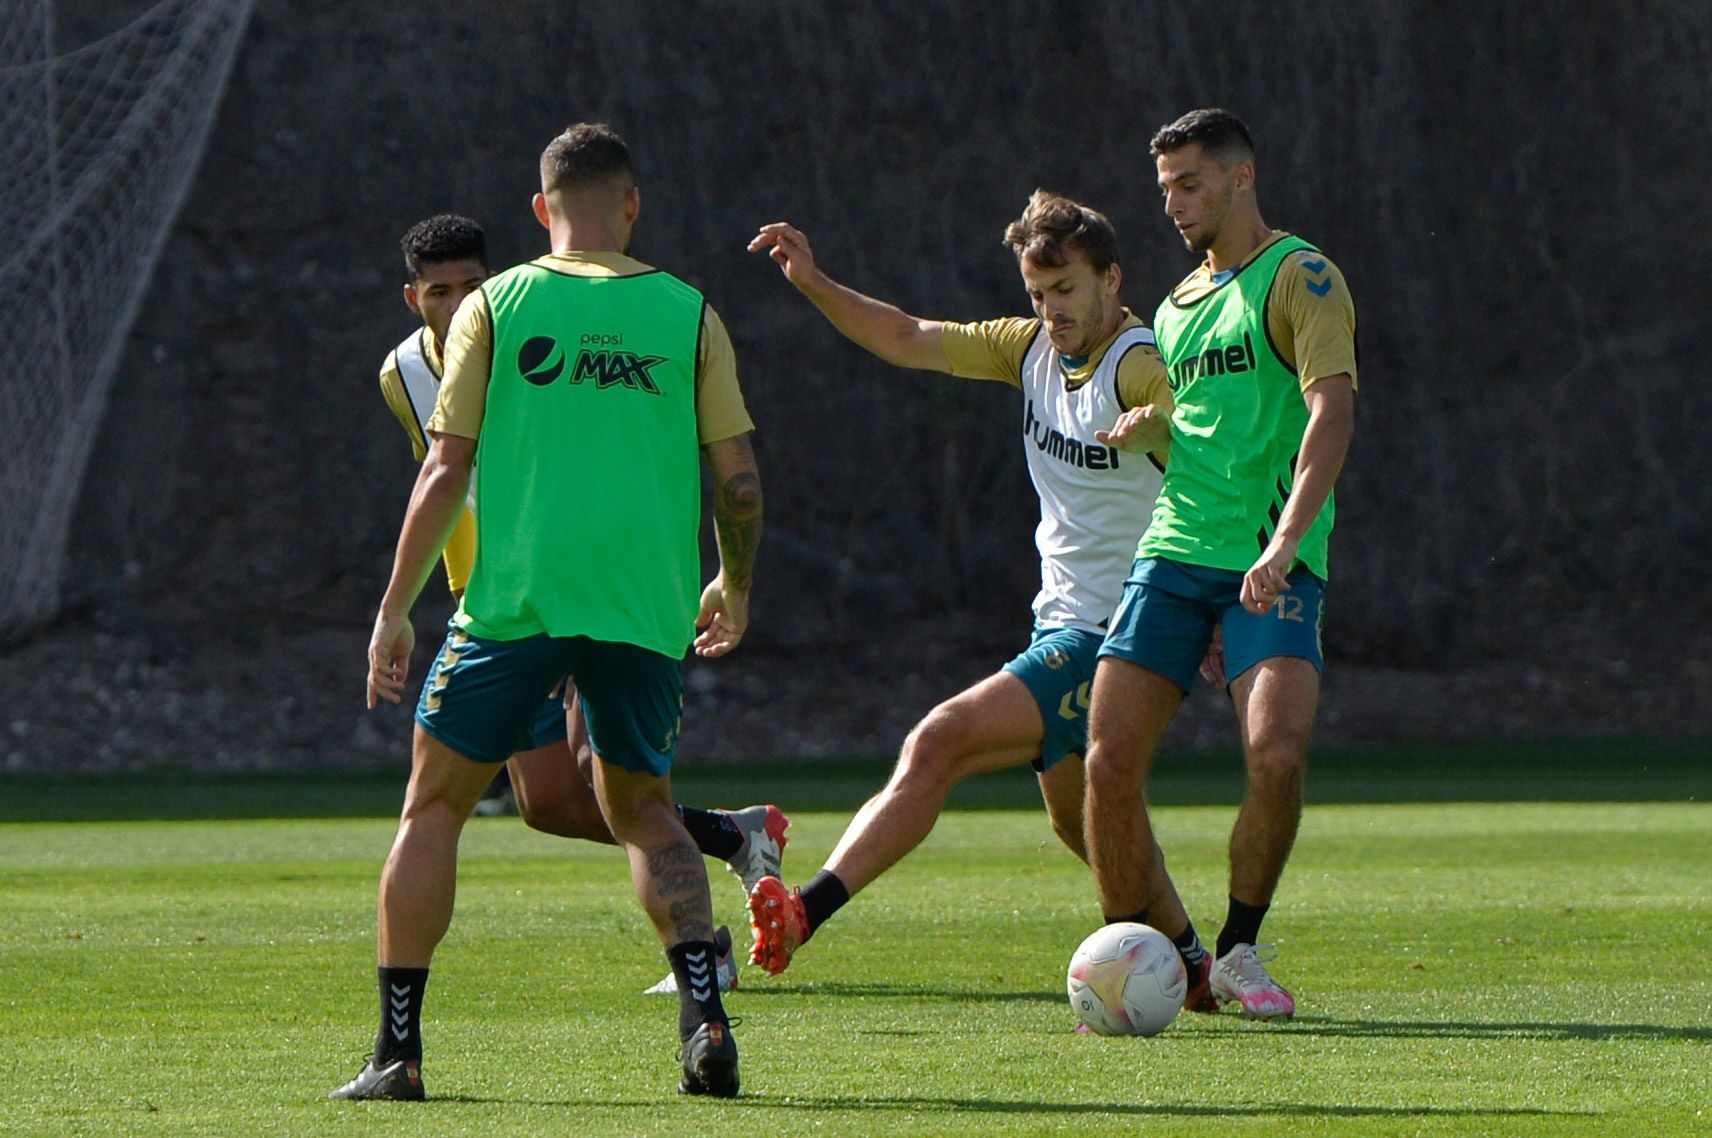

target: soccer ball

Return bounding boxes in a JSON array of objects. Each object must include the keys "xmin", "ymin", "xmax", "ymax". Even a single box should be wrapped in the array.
[{"xmin": 1066, "ymin": 922, "xmax": 1186, "ymax": 1036}]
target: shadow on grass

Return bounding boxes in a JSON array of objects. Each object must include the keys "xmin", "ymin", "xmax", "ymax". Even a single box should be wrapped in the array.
[
  {"xmin": 736, "ymin": 986, "xmax": 1712, "ymax": 1044},
  {"xmin": 1284, "ymin": 1015, "xmax": 1712, "ymax": 1043},
  {"xmin": 421, "ymin": 1093, "xmax": 1584, "ymax": 1120},
  {"xmin": 739, "ymin": 980, "xmax": 1063, "ymax": 1005},
  {"xmin": 746, "ymin": 1096, "xmax": 1585, "ymax": 1120}
]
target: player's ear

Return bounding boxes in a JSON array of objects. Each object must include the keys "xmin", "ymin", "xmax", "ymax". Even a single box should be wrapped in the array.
[
  {"xmin": 403, "ymin": 282, "xmax": 422, "ymax": 317},
  {"xmin": 532, "ymin": 191, "xmax": 551, "ymax": 230},
  {"xmin": 1233, "ymin": 159, "xmax": 1255, "ymax": 195},
  {"xmin": 1106, "ymin": 262, "xmax": 1123, "ymax": 297},
  {"xmin": 625, "ymin": 184, "xmax": 641, "ymax": 225}
]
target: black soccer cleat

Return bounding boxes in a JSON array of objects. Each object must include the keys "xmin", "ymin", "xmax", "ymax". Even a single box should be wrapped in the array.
[
  {"xmin": 329, "ymin": 1057, "xmax": 425, "ymax": 1101},
  {"xmin": 678, "ymin": 1020, "xmax": 740, "ymax": 1098}
]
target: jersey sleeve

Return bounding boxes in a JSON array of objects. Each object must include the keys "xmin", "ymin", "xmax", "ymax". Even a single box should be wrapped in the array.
[
  {"xmin": 939, "ymin": 317, "xmax": 1039, "ymax": 387},
  {"xmin": 695, "ymin": 304, "xmax": 756, "ymax": 444},
  {"xmin": 430, "ymin": 289, "xmax": 493, "ymax": 439},
  {"xmin": 440, "ymin": 503, "xmax": 476, "ymax": 593},
  {"xmin": 378, "ymin": 350, "xmax": 429, "ymax": 462},
  {"xmin": 1269, "ymin": 251, "xmax": 1358, "ymax": 393},
  {"xmin": 1113, "ymin": 339, "xmax": 1174, "ymax": 468}
]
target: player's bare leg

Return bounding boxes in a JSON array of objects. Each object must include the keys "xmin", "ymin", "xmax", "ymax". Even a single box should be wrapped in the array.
[
  {"xmin": 1208, "ymin": 655, "xmax": 1318, "ymax": 1019},
  {"xmin": 333, "ymin": 728, "xmax": 497, "ymax": 1101},
  {"xmin": 1040, "ymin": 755, "xmax": 1192, "ymax": 928},
  {"xmin": 1056, "ymin": 736, "xmax": 1213, "ymax": 1011},
  {"xmin": 1037, "ymin": 751, "xmax": 1087, "ymax": 859},
  {"xmin": 1227, "ymin": 656, "xmax": 1317, "ymax": 904},
  {"xmin": 593, "ymin": 757, "xmax": 738, "ymax": 1094},
  {"xmin": 377, "ymin": 728, "xmax": 498, "ymax": 966},
  {"xmin": 747, "ymin": 673, "xmax": 1038, "ymax": 976},
  {"xmin": 1082, "ymin": 657, "xmax": 1182, "ymax": 920},
  {"xmin": 593, "ymin": 760, "xmax": 715, "ymax": 944},
  {"xmin": 756, "ymin": 670, "xmax": 1047, "ymax": 972},
  {"xmin": 827, "ymin": 672, "xmax": 1042, "ymax": 893},
  {"xmin": 508, "ymin": 722, "xmax": 613, "ymax": 842}
]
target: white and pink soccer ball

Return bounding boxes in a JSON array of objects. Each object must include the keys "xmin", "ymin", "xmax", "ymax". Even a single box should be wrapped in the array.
[{"xmin": 1066, "ymin": 921, "xmax": 1186, "ymax": 1036}]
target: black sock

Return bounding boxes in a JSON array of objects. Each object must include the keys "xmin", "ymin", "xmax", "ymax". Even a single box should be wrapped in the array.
[
  {"xmin": 678, "ymin": 806, "xmax": 743, "ymax": 861},
  {"xmin": 797, "ymin": 870, "xmax": 850, "ymax": 935},
  {"xmin": 1217, "ymin": 897, "xmax": 1270, "ymax": 959},
  {"xmin": 1103, "ymin": 909, "xmax": 1149, "ymax": 925},
  {"xmin": 374, "ymin": 966, "xmax": 429, "ymax": 1066},
  {"xmin": 667, "ymin": 940, "xmax": 729, "ymax": 1040},
  {"xmin": 1172, "ymin": 922, "xmax": 1210, "ymax": 974}
]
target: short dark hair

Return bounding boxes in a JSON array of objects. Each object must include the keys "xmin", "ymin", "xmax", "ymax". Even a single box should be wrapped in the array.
[
  {"xmin": 400, "ymin": 214, "xmax": 487, "ymax": 282},
  {"xmin": 1002, "ymin": 189, "xmax": 1121, "ymax": 274},
  {"xmin": 540, "ymin": 122, "xmax": 635, "ymax": 198},
  {"xmin": 1150, "ymin": 108, "xmax": 1255, "ymax": 168}
]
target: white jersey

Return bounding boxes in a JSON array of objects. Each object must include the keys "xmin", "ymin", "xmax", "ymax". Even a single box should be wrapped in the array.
[
  {"xmin": 1019, "ymin": 324, "xmax": 1165, "ymax": 632},
  {"xmin": 390, "ymin": 328, "xmax": 478, "ymax": 506},
  {"xmin": 393, "ymin": 328, "xmax": 440, "ymax": 441}
]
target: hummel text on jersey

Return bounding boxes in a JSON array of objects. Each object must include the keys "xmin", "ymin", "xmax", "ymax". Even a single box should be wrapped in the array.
[
  {"xmin": 1023, "ymin": 400, "xmax": 1120, "ymax": 470},
  {"xmin": 1168, "ymin": 331, "xmax": 1257, "ymax": 391},
  {"xmin": 570, "ymin": 349, "xmax": 667, "ymax": 394}
]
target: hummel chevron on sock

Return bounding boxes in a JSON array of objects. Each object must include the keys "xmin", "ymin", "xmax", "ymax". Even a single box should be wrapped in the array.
[
  {"xmin": 667, "ymin": 940, "xmax": 728, "ymax": 1040},
  {"xmin": 1173, "ymin": 922, "xmax": 1210, "ymax": 974},
  {"xmin": 374, "ymin": 966, "xmax": 428, "ymax": 1066}
]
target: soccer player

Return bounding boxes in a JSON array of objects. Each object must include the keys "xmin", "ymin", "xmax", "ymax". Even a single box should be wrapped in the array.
[
  {"xmin": 378, "ymin": 215, "xmax": 788, "ymax": 995},
  {"xmin": 744, "ymin": 192, "xmax": 1214, "ymax": 1005},
  {"xmin": 333, "ymin": 123, "xmax": 761, "ymax": 1100},
  {"xmin": 1085, "ymin": 108, "xmax": 1358, "ymax": 1020}
]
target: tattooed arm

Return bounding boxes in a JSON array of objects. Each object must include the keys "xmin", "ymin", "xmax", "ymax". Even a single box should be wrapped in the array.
[{"xmin": 694, "ymin": 431, "xmax": 762, "ymax": 657}]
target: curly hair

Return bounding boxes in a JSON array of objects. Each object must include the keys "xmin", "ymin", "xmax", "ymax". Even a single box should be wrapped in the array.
[{"xmin": 400, "ymin": 214, "xmax": 487, "ymax": 282}]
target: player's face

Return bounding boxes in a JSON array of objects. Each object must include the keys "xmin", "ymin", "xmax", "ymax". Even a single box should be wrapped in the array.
[
  {"xmin": 1021, "ymin": 254, "xmax": 1121, "ymax": 358},
  {"xmin": 404, "ymin": 257, "xmax": 488, "ymax": 348},
  {"xmin": 1157, "ymin": 143, "xmax": 1239, "ymax": 253}
]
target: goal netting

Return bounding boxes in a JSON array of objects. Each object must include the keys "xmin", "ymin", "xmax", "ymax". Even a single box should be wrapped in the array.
[{"xmin": 0, "ymin": 0, "xmax": 254, "ymax": 636}]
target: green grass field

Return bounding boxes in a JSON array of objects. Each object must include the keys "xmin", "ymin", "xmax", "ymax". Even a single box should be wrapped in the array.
[{"xmin": 0, "ymin": 745, "xmax": 1706, "ymax": 1136}]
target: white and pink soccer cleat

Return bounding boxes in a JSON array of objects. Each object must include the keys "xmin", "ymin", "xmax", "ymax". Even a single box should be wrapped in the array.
[{"xmin": 1209, "ymin": 943, "xmax": 1295, "ymax": 1020}]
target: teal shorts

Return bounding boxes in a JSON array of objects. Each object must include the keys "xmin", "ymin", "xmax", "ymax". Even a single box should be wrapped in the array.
[
  {"xmin": 1002, "ymin": 624, "xmax": 1103, "ymax": 771},
  {"xmin": 1099, "ymin": 557, "xmax": 1325, "ymax": 693},
  {"xmin": 526, "ymin": 694, "xmax": 570, "ymax": 751},
  {"xmin": 416, "ymin": 623, "xmax": 683, "ymax": 776}
]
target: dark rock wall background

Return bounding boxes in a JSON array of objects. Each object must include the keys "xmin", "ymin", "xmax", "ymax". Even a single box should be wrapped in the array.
[{"xmin": 12, "ymin": 0, "xmax": 1708, "ymax": 771}]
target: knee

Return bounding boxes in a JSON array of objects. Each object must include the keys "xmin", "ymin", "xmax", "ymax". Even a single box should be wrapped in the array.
[
  {"xmin": 1245, "ymin": 735, "xmax": 1307, "ymax": 793},
  {"xmin": 895, "ymin": 709, "xmax": 970, "ymax": 788},
  {"xmin": 1082, "ymin": 741, "xmax": 1139, "ymax": 797}
]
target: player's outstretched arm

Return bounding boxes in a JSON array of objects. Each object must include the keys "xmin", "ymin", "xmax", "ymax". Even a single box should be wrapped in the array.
[
  {"xmin": 367, "ymin": 433, "xmax": 476, "ymax": 706},
  {"xmin": 695, "ymin": 432, "xmax": 762, "ymax": 658},
  {"xmin": 1240, "ymin": 374, "xmax": 1355, "ymax": 614},
  {"xmin": 749, "ymin": 221, "xmax": 951, "ymax": 373}
]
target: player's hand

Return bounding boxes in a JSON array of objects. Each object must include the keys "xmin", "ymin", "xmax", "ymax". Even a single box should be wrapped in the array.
[
  {"xmin": 693, "ymin": 575, "xmax": 749, "ymax": 657},
  {"xmin": 748, "ymin": 222, "xmax": 824, "ymax": 292},
  {"xmin": 1241, "ymin": 536, "xmax": 1299, "ymax": 615},
  {"xmin": 366, "ymin": 611, "xmax": 415, "ymax": 708},
  {"xmin": 1094, "ymin": 404, "xmax": 1171, "ymax": 453},
  {"xmin": 1199, "ymin": 624, "xmax": 1227, "ymax": 688}
]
